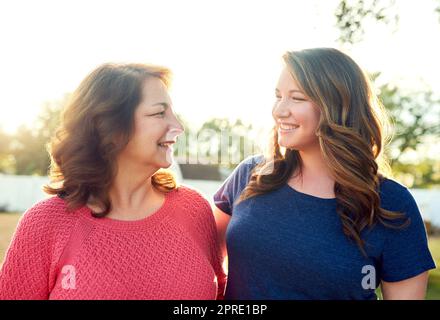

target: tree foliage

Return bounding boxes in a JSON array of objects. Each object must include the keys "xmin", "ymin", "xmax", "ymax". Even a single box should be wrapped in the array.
[
  {"xmin": 4, "ymin": 97, "xmax": 65, "ymax": 175},
  {"xmin": 335, "ymin": 0, "xmax": 399, "ymax": 44}
]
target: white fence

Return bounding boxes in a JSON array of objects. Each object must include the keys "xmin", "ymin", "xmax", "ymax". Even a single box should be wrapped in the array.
[
  {"xmin": 0, "ymin": 173, "xmax": 439, "ymax": 226},
  {"xmin": 0, "ymin": 174, "xmax": 51, "ymax": 213}
]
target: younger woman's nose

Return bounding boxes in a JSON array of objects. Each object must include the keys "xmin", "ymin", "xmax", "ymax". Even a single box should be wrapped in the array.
[{"xmin": 273, "ymin": 101, "xmax": 291, "ymax": 119}]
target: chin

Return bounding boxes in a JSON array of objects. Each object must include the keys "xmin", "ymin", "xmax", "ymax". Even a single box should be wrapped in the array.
[
  {"xmin": 279, "ymin": 136, "xmax": 317, "ymax": 151},
  {"xmin": 144, "ymin": 159, "xmax": 172, "ymax": 171},
  {"xmin": 278, "ymin": 138, "xmax": 297, "ymax": 149},
  {"xmin": 155, "ymin": 156, "xmax": 174, "ymax": 169},
  {"xmin": 160, "ymin": 161, "xmax": 173, "ymax": 169}
]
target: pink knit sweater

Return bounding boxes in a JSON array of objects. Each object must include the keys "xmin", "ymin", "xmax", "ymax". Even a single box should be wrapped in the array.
[{"xmin": 0, "ymin": 186, "xmax": 226, "ymax": 300}]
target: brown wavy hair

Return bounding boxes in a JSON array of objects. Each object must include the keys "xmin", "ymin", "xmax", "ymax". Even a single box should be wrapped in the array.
[
  {"xmin": 239, "ymin": 48, "xmax": 409, "ymax": 255},
  {"xmin": 44, "ymin": 63, "xmax": 177, "ymax": 217}
]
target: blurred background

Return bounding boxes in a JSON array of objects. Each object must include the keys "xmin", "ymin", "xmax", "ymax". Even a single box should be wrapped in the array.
[{"xmin": 0, "ymin": 0, "xmax": 439, "ymax": 298}]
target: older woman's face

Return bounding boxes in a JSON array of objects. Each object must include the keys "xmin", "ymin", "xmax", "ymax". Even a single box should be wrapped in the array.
[{"xmin": 119, "ymin": 77, "xmax": 184, "ymax": 170}]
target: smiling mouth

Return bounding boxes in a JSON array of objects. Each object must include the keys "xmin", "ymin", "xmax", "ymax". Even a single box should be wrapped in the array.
[
  {"xmin": 278, "ymin": 123, "xmax": 300, "ymax": 131},
  {"xmin": 157, "ymin": 141, "xmax": 175, "ymax": 148}
]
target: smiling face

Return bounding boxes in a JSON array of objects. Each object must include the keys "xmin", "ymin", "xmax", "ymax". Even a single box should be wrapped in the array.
[
  {"xmin": 118, "ymin": 77, "xmax": 184, "ymax": 170},
  {"xmin": 272, "ymin": 67, "xmax": 321, "ymax": 151}
]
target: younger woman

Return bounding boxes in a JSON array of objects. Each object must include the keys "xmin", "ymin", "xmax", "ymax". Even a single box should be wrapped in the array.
[{"xmin": 214, "ymin": 48, "xmax": 436, "ymax": 300}]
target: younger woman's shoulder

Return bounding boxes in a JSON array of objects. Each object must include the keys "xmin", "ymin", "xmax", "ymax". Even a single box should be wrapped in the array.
[
  {"xmin": 378, "ymin": 177, "xmax": 418, "ymax": 212},
  {"xmin": 229, "ymin": 154, "xmax": 265, "ymax": 182},
  {"xmin": 239, "ymin": 154, "xmax": 265, "ymax": 169},
  {"xmin": 379, "ymin": 177, "xmax": 411, "ymax": 198}
]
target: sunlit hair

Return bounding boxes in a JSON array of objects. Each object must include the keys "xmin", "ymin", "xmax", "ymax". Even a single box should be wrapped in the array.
[
  {"xmin": 44, "ymin": 63, "xmax": 177, "ymax": 217},
  {"xmin": 239, "ymin": 48, "xmax": 409, "ymax": 255}
]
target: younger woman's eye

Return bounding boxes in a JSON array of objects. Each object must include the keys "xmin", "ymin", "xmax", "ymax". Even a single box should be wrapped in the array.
[{"xmin": 291, "ymin": 97, "xmax": 306, "ymax": 102}]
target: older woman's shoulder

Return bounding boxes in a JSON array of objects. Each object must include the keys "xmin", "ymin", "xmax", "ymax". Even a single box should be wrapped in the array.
[
  {"xmin": 18, "ymin": 196, "xmax": 82, "ymax": 233},
  {"xmin": 173, "ymin": 185, "xmax": 211, "ymax": 209}
]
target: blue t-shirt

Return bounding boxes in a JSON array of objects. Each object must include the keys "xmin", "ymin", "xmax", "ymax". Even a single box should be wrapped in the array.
[{"xmin": 213, "ymin": 155, "xmax": 436, "ymax": 300}]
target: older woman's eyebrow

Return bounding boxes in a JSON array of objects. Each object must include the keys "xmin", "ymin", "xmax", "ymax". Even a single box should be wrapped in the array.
[{"xmin": 152, "ymin": 102, "xmax": 170, "ymax": 109}]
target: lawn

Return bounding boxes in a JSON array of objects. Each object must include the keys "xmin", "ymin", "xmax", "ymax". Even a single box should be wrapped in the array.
[
  {"xmin": 0, "ymin": 212, "xmax": 439, "ymax": 299},
  {"xmin": 0, "ymin": 212, "xmax": 21, "ymax": 268},
  {"xmin": 426, "ymin": 236, "xmax": 440, "ymax": 300}
]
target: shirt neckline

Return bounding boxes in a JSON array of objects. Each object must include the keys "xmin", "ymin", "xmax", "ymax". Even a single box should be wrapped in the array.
[
  {"xmin": 283, "ymin": 183, "xmax": 337, "ymax": 203},
  {"xmin": 78, "ymin": 188, "xmax": 178, "ymax": 231}
]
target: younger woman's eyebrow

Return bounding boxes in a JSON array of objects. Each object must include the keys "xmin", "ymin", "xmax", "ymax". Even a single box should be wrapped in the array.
[{"xmin": 275, "ymin": 88, "xmax": 303, "ymax": 94}]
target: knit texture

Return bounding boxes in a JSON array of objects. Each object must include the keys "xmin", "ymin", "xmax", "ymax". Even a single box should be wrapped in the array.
[{"xmin": 0, "ymin": 186, "xmax": 226, "ymax": 300}]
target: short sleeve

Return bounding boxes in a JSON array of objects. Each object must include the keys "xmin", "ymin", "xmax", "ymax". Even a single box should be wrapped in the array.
[
  {"xmin": 213, "ymin": 155, "xmax": 263, "ymax": 215},
  {"xmin": 380, "ymin": 190, "xmax": 436, "ymax": 282}
]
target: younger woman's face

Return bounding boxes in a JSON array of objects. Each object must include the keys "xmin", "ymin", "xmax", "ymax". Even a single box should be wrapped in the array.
[
  {"xmin": 272, "ymin": 67, "xmax": 321, "ymax": 151},
  {"xmin": 119, "ymin": 77, "xmax": 184, "ymax": 170}
]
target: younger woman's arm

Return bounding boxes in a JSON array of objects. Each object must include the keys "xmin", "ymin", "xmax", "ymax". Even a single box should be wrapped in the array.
[
  {"xmin": 381, "ymin": 271, "xmax": 429, "ymax": 300},
  {"xmin": 213, "ymin": 206, "xmax": 231, "ymax": 260}
]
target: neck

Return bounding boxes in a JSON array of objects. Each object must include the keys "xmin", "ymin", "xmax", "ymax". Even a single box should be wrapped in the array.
[
  {"xmin": 107, "ymin": 156, "xmax": 160, "ymax": 215},
  {"xmin": 290, "ymin": 143, "xmax": 335, "ymax": 197},
  {"xmin": 298, "ymin": 145, "xmax": 331, "ymax": 177}
]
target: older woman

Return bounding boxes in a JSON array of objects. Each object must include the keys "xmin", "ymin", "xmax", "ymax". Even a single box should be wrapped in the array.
[{"xmin": 0, "ymin": 63, "xmax": 225, "ymax": 300}]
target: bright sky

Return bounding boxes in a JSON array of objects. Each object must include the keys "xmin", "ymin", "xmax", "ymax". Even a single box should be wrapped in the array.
[{"xmin": 0, "ymin": 0, "xmax": 439, "ymax": 136}]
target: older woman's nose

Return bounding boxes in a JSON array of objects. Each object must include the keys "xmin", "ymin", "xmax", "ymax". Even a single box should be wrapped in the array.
[
  {"xmin": 166, "ymin": 113, "xmax": 184, "ymax": 141},
  {"xmin": 164, "ymin": 128, "xmax": 182, "ymax": 142},
  {"xmin": 171, "ymin": 114, "xmax": 184, "ymax": 133}
]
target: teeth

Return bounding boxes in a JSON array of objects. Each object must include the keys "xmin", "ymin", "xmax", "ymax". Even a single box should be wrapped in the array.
[
  {"xmin": 279, "ymin": 123, "xmax": 299, "ymax": 130},
  {"xmin": 158, "ymin": 142, "xmax": 174, "ymax": 147}
]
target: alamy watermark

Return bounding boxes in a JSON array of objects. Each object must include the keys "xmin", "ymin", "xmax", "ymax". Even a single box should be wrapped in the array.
[
  {"xmin": 61, "ymin": 265, "xmax": 76, "ymax": 290},
  {"xmin": 361, "ymin": 265, "xmax": 376, "ymax": 290},
  {"xmin": 168, "ymin": 127, "xmax": 276, "ymax": 175}
]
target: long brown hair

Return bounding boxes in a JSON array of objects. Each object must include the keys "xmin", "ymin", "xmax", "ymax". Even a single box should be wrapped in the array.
[
  {"xmin": 239, "ymin": 48, "xmax": 409, "ymax": 255},
  {"xmin": 44, "ymin": 63, "xmax": 177, "ymax": 217}
]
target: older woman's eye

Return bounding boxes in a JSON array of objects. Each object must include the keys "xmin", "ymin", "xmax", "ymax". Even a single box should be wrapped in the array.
[{"xmin": 149, "ymin": 111, "xmax": 166, "ymax": 117}]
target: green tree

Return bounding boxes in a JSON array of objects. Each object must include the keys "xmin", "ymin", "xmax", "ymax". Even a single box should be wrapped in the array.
[
  {"xmin": 392, "ymin": 160, "xmax": 440, "ymax": 188},
  {"xmin": 174, "ymin": 116, "xmax": 261, "ymax": 168},
  {"xmin": 199, "ymin": 118, "xmax": 257, "ymax": 167},
  {"xmin": 335, "ymin": 0, "xmax": 440, "ymax": 43},
  {"xmin": 378, "ymin": 83, "xmax": 440, "ymax": 188},
  {"xmin": 0, "ymin": 128, "xmax": 14, "ymax": 173},
  {"xmin": 335, "ymin": 1, "xmax": 440, "ymax": 188},
  {"xmin": 436, "ymin": 0, "xmax": 440, "ymax": 22},
  {"xmin": 378, "ymin": 82, "xmax": 440, "ymax": 161},
  {"xmin": 335, "ymin": 0, "xmax": 399, "ymax": 44},
  {"xmin": 10, "ymin": 97, "xmax": 65, "ymax": 175}
]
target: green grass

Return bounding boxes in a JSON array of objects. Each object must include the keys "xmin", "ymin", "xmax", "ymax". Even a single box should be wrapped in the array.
[
  {"xmin": 0, "ymin": 212, "xmax": 438, "ymax": 299},
  {"xmin": 0, "ymin": 212, "xmax": 21, "ymax": 267},
  {"xmin": 426, "ymin": 236, "xmax": 440, "ymax": 300}
]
